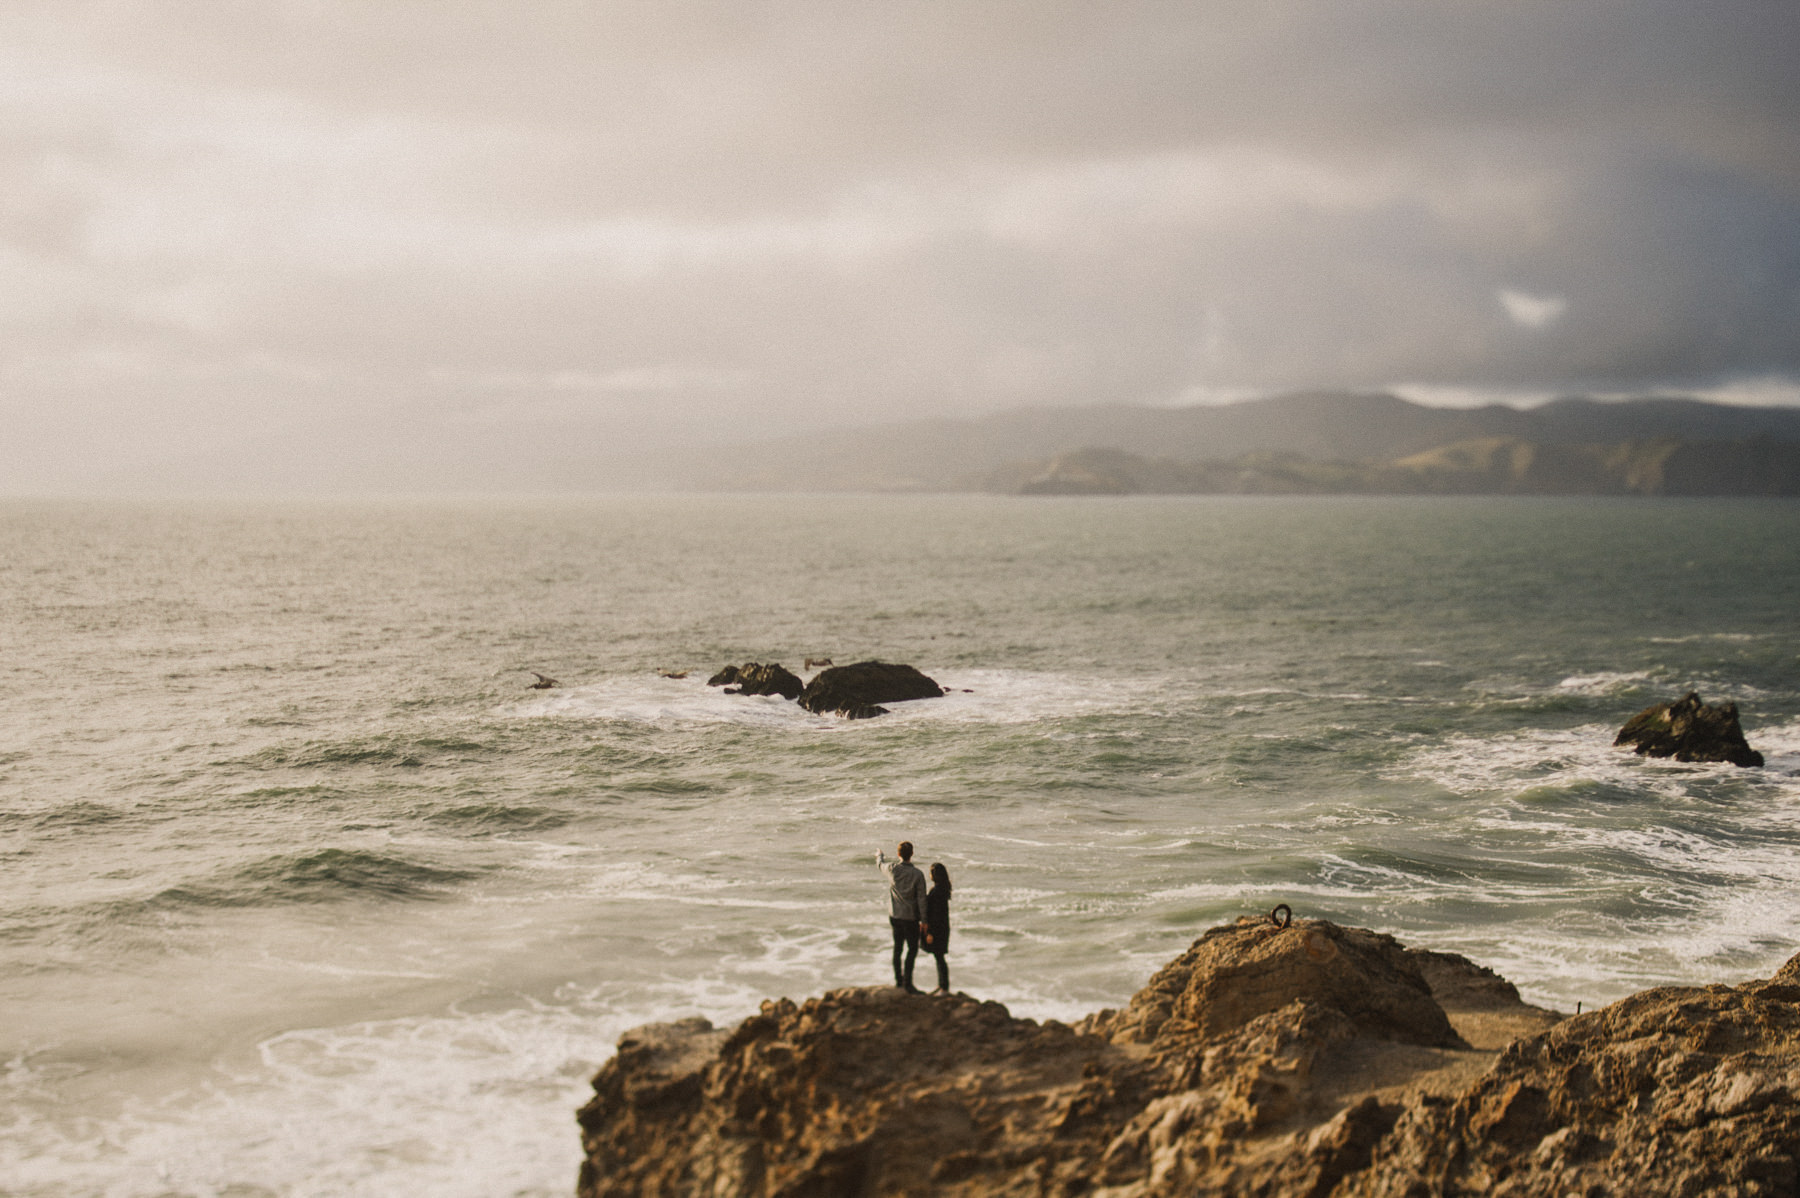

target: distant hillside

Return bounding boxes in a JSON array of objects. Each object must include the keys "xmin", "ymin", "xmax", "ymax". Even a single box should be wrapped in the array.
[
  {"xmin": 665, "ymin": 392, "xmax": 1800, "ymax": 492},
  {"xmin": 1004, "ymin": 437, "xmax": 1800, "ymax": 496}
]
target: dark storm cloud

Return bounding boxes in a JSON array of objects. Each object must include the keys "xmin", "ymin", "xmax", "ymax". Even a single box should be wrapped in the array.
[{"xmin": 2, "ymin": 1, "xmax": 1797, "ymax": 490}]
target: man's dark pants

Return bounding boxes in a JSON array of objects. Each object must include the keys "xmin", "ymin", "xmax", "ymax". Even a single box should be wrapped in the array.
[{"xmin": 890, "ymin": 917, "xmax": 920, "ymax": 989}]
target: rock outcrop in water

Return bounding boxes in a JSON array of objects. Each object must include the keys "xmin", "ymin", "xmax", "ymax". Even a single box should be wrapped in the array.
[
  {"xmin": 576, "ymin": 917, "xmax": 1800, "ymax": 1197},
  {"xmin": 1614, "ymin": 691, "xmax": 1764, "ymax": 767},
  {"xmin": 796, "ymin": 661, "xmax": 944, "ymax": 720},
  {"xmin": 706, "ymin": 662, "xmax": 805, "ymax": 701}
]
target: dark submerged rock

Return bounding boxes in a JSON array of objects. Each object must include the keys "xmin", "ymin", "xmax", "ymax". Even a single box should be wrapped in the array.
[
  {"xmin": 1614, "ymin": 691, "xmax": 1764, "ymax": 767},
  {"xmin": 704, "ymin": 662, "xmax": 804, "ymax": 701},
  {"xmin": 797, "ymin": 660, "xmax": 943, "ymax": 718}
]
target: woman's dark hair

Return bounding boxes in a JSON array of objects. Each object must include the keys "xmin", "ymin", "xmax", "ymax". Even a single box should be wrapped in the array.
[{"xmin": 930, "ymin": 862, "xmax": 951, "ymax": 898}]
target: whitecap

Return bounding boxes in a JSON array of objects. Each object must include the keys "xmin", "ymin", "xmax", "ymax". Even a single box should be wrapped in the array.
[
  {"xmin": 499, "ymin": 676, "xmax": 822, "ymax": 729},
  {"xmin": 1395, "ymin": 724, "xmax": 1793, "ymax": 800},
  {"xmin": 717, "ymin": 926, "xmax": 861, "ymax": 982},
  {"xmin": 1647, "ymin": 633, "xmax": 1768, "ymax": 644},
  {"xmin": 1741, "ymin": 716, "xmax": 1800, "ymax": 775},
  {"xmin": 0, "ymin": 996, "xmax": 650, "ymax": 1198},
  {"xmin": 1554, "ymin": 671, "xmax": 1655, "ymax": 696},
  {"xmin": 1377, "ymin": 720, "xmax": 1800, "ymax": 1005}
]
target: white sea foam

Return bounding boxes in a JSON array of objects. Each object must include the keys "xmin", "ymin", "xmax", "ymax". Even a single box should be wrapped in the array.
[
  {"xmin": 1554, "ymin": 671, "xmax": 1656, "ymax": 695},
  {"xmin": 502, "ymin": 675, "xmax": 817, "ymax": 729},
  {"xmin": 1141, "ymin": 881, "xmax": 1263, "ymax": 906},
  {"xmin": 1382, "ymin": 718, "xmax": 1800, "ymax": 1004},
  {"xmin": 1647, "ymin": 633, "xmax": 1768, "ymax": 643},
  {"xmin": 2, "ymin": 1008, "xmax": 585, "ymax": 1198},
  {"xmin": 883, "ymin": 670, "xmax": 1166, "ymax": 724},
  {"xmin": 498, "ymin": 669, "xmax": 1162, "ymax": 730},
  {"xmin": 717, "ymin": 926, "xmax": 861, "ymax": 983},
  {"xmin": 0, "ymin": 975, "xmax": 793, "ymax": 1198},
  {"xmin": 1221, "ymin": 686, "xmax": 1390, "ymax": 702},
  {"xmin": 8, "ymin": 916, "xmax": 1109, "ymax": 1198},
  {"xmin": 240, "ymin": 957, "xmax": 451, "ymax": 982},
  {"xmin": 1397, "ymin": 724, "xmax": 1795, "ymax": 799},
  {"xmin": 964, "ymin": 983, "xmax": 1101, "ymax": 1028},
  {"xmin": 1743, "ymin": 716, "xmax": 1800, "ymax": 775},
  {"xmin": 1434, "ymin": 883, "xmax": 1800, "ymax": 1011}
]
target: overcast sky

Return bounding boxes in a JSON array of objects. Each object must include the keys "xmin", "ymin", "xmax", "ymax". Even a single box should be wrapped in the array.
[{"xmin": 5, "ymin": 1, "xmax": 1799, "ymax": 491}]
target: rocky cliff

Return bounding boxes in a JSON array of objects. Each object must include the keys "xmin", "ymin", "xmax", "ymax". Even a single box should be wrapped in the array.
[
  {"xmin": 575, "ymin": 916, "xmax": 1800, "ymax": 1195},
  {"xmin": 1000, "ymin": 436, "xmax": 1800, "ymax": 497}
]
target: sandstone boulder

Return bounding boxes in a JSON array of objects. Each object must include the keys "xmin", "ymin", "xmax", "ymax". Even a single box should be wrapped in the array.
[
  {"xmin": 577, "ymin": 987, "xmax": 1150, "ymax": 1197},
  {"xmin": 578, "ymin": 918, "xmax": 1800, "ymax": 1196},
  {"xmin": 577, "ymin": 917, "xmax": 1557, "ymax": 1197},
  {"xmin": 1342, "ymin": 971, "xmax": 1800, "ymax": 1196},
  {"xmin": 705, "ymin": 662, "xmax": 804, "ymax": 701},
  {"xmin": 1095, "ymin": 919, "xmax": 1466, "ymax": 1067},
  {"xmin": 797, "ymin": 661, "xmax": 944, "ymax": 719},
  {"xmin": 1614, "ymin": 691, "xmax": 1764, "ymax": 767}
]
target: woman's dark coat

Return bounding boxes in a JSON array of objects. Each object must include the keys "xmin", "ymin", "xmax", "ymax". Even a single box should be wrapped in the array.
[{"xmin": 924, "ymin": 885, "xmax": 950, "ymax": 954}]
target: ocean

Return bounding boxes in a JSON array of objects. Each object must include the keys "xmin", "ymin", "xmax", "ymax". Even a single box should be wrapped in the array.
[{"xmin": 3, "ymin": 494, "xmax": 1797, "ymax": 1197}]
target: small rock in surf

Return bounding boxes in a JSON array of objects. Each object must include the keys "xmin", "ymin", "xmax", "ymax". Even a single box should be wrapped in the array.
[
  {"xmin": 1613, "ymin": 691, "xmax": 1763, "ymax": 767},
  {"xmin": 705, "ymin": 662, "xmax": 804, "ymax": 701}
]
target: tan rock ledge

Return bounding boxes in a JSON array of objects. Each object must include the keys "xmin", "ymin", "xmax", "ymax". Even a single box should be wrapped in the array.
[{"xmin": 576, "ymin": 917, "xmax": 1800, "ymax": 1197}]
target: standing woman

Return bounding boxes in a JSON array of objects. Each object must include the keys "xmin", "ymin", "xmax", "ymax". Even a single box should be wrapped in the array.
[{"xmin": 923, "ymin": 863, "xmax": 953, "ymax": 995}]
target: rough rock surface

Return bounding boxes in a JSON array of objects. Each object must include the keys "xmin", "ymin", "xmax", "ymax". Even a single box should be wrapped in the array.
[
  {"xmin": 1342, "ymin": 970, "xmax": 1800, "ymax": 1196},
  {"xmin": 579, "ymin": 987, "xmax": 1151, "ymax": 1197},
  {"xmin": 797, "ymin": 660, "xmax": 944, "ymax": 719},
  {"xmin": 577, "ymin": 918, "xmax": 1800, "ymax": 1197},
  {"xmin": 706, "ymin": 662, "xmax": 805, "ymax": 701},
  {"xmin": 1614, "ymin": 690, "xmax": 1764, "ymax": 767},
  {"xmin": 1091, "ymin": 921, "xmax": 1465, "ymax": 1060}
]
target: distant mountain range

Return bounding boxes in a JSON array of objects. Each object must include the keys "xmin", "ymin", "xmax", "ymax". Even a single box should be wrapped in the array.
[{"xmin": 667, "ymin": 392, "xmax": 1800, "ymax": 494}]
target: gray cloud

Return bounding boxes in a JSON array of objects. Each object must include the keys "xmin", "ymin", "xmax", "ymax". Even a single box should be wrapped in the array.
[{"xmin": 2, "ymin": 0, "xmax": 1797, "ymax": 491}]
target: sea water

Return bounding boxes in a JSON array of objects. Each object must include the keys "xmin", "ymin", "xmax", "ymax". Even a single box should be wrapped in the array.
[{"xmin": 2, "ymin": 494, "xmax": 1797, "ymax": 1197}]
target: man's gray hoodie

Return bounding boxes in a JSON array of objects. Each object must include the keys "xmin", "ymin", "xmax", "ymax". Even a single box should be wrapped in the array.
[{"xmin": 876, "ymin": 851, "xmax": 927, "ymax": 922}]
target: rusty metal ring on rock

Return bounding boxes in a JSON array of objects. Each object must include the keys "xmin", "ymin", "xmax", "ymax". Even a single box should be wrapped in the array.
[{"xmin": 1269, "ymin": 903, "xmax": 1293, "ymax": 929}]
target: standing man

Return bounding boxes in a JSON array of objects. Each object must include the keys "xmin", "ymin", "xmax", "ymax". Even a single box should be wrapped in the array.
[{"xmin": 876, "ymin": 842, "xmax": 928, "ymax": 994}]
